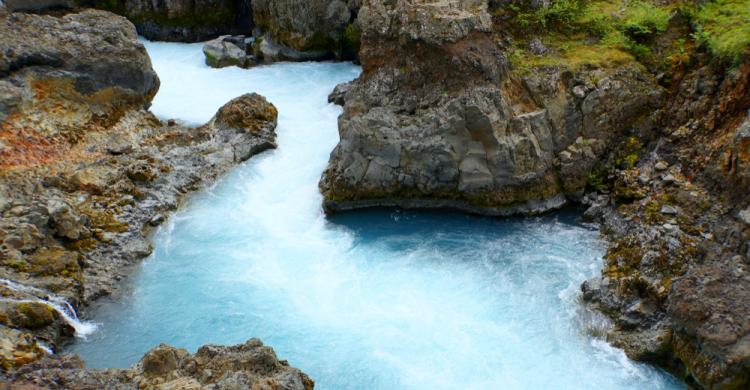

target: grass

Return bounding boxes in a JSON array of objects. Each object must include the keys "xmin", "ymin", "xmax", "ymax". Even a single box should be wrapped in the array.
[
  {"xmin": 501, "ymin": 0, "xmax": 750, "ymax": 73},
  {"xmin": 692, "ymin": 0, "xmax": 750, "ymax": 62}
]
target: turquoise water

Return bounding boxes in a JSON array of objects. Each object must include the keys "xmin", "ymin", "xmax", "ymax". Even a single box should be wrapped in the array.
[{"xmin": 69, "ymin": 41, "xmax": 683, "ymax": 390}]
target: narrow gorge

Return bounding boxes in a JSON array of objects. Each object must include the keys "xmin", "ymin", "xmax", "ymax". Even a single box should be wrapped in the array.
[{"xmin": 1, "ymin": 1, "xmax": 749, "ymax": 389}]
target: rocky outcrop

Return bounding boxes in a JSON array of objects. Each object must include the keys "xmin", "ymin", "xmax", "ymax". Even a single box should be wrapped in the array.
[
  {"xmin": 0, "ymin": 8, "xmax": 159, "ymax": 134},
  {"xmin": 77, "ymin": 0, "xmax": 253, "ymax": 42},
  {"xmin": 5, "ymin": 339, "xmax": 314, "ymax": 389},
  {"xmin": 0, "ymin": 7, "xmax": 280, "ymax": 372},
  {"xmin": 252, "ymin": 0, "xmax": 359, "ymax": 61},
  {"xmin": 320, "ymin": 0, "xmax": 661, "ymax": 216}
]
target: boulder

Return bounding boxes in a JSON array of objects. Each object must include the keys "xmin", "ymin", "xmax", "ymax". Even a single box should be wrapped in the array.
[
  {"xmin": 203, "ymin": 35, "xmax": 257, "ymax": 69},
  {"xmin": 0, "ymin": 9, "xmax": 159, "ymax": 139}
]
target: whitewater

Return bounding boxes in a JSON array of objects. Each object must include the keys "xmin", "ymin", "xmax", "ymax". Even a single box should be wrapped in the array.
[{"xmin": 68, "ymin": 40, "xmax": 683, "ymax": 390}]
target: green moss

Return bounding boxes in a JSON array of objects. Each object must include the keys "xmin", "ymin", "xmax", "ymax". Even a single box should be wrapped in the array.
[{"xmin": 341, "ymin": 23, "xmax": 362, "ymax": 58}]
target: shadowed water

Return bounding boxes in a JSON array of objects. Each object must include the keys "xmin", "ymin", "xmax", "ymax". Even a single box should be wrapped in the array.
[{"xmin": 68, "ymin": 40, "xmax": 683, "ymax": 390}]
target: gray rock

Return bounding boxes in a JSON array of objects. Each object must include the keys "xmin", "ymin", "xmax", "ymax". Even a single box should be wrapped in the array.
[
  {"xmin": 660, "ymin": 205, "xmax": 678, "ymax": 215},
  {"xmin": 654, "ymin": 161, "xmax": 668, "ymax": 171},
  {"xmin": 662, "ymin": 174, "xmax": 676, "ymax": 185},
  {"xmin": 47, "ymin": 199, "xmax": 90, "ymax": 241},
  {"xmin": 203, "ymin": 36, "xmax": 254, "ymax": 69},
  {"xmin": 738, "ymin": 207, "xmax": 750, "ymax": 225}
]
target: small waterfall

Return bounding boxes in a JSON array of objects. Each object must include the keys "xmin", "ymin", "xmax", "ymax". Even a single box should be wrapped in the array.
[{"xmin": 0, "ymin": 278, "xmax": 97, "ymax": 338}]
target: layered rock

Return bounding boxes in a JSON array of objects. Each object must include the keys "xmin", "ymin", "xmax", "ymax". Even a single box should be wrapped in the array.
[
  {"xmin": 320, "ymin": 0, "xmax": 661, "ymax": 216},
  {"xmin": 0, "ymin": 7, "xmax": 280, "ymax": 372},
  {"xmin": 76, "ymin": 0, "xmax": 253, "ymax": 42},
  {"xmin": 5, "ymin": 338, "xmax": 314, "ymax": 389}
]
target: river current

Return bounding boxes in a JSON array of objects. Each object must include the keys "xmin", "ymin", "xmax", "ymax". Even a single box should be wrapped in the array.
[{"xmin": 68, "ymin": 40, "xmax": 683, "ymax": 390}]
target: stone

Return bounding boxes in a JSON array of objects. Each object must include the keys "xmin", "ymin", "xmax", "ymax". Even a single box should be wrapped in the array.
[
  {"xmin": 203, "ymin": 36, "xmax": 254, "ymax": 69},
  {"xmin": 662, "ymin": 174, "xmax": 676, "ymax": 185},
  {"xmin": 660, "ymin": 205, "xmax": 678, "ymax": 216},
  {"xmin": 738, "ymin": 207, "xmax": 750, "ymax": 225},
  {"xmin": 328, "ymin": 82, "xmax": 352, "ymax": 106},
  {"xmin": 654, "ymin": 161, "xmax": 668, "ymax": 171},
  {"xmin": 47, "ymin": 199, "xmax": 89, "ymax": 241}
]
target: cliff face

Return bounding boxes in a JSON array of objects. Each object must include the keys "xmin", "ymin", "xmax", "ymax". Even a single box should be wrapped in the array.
[
  {"xmin": 320, "ymin": 0, "xmax": 662, "ymax": 215},
  {"xmin": 321, "ymin": 0, "xmax": 750, "ymax": 388}
]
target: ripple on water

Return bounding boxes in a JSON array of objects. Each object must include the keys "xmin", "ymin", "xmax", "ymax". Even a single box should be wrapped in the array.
[{"xmin": 68, "ymin": 40, "xmax": 684, "ymax": 390}]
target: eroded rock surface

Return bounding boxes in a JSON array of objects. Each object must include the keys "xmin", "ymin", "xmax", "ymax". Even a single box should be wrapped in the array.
[
  {"xmin": 5, "ymin": 339, "xmax": 314, "ymax": 389},
  {"xmin": 320, "ymin": 0, "xmax": 661, "ymax": 216}
]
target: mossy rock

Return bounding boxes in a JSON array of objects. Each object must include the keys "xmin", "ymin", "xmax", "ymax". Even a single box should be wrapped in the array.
[{"xmin": 10, "ymin": 302, "xmax": 56, "ymax": 329}]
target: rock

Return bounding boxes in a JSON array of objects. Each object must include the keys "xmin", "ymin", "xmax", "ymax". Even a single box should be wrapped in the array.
[
  {"xmin": 209, "ymin": 93, "xmax": 278, "ymax": 161},
  {"xmin": 0, "ymin": 9, "xmax": 159, "ymax": 139},
  {"xmin": 660, "ymin": 205, "xmax": 678, "ymax": 216},
  {"xmin": 81, "ymin": 0, "xmax": 253, "ymax": 42},
  {"xmin": 5, "ymin": 339, "xmax": 314, "ymax": 389},
  {"xmin": 47, "ymin": 199, "xmax": 89, "ymax": 241},
  {"xmin": 738, "ymin": 207, "xmax": 750, "ymax": 225},
  {"xmin": 252, "ymin": 0, "xmax": 355, "ymax": 58},
  {"xmin": 320, "ymin": 0, "xmax": 662, "ymax": 216},
  {"xmin": 528, "ymin": 37, "xmax": 549, "ymax": 55},
  {"xmin": 662, "ymin": 174, "xmax": 676, "ymax": 185},
  {"xmin": 655, "ymin": 161, "xmax": 669, "ymax": 171},
  {"xmin": 328, "ymin": 82, "xmax": 352, "ymax": 106},
  {"xmin": 8, "ymin": 302, "xmax": 55, "ymax": 330},
  {"xmin": 203, "ymin": 36, "xmax": 256, "ymax": 69}
]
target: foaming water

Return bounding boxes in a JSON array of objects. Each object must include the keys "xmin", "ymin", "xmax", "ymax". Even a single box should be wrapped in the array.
[{"xmin": 69, "ymin": 41, "xmax": 683, "ymax": 389}]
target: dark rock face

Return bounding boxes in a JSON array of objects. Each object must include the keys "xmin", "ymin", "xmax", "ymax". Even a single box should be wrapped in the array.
[
  {"xmin": 5, "ymin": 339, "xmax": 314, "ymax": 389},
  {"xmin": 320, "ymin": 0, "xmax": 661, "ymax": 216},
  {"xmin": 77, "ymin": 0, "xmax": 253, "ymax": 42},
  {"xmin": 252, "ymin": 0, "xmax": 357, "ymax": 59}
]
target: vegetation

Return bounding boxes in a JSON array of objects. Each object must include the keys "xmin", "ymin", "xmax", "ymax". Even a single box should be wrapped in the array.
[{"xmin": 498, "ymin": 0, "xmax": 750, "ymax": 73}]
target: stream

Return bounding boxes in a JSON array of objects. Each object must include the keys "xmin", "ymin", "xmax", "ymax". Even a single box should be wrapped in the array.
[{"xmin": 68, "ymin": 40, "xmax": 683, "ymax": 390}]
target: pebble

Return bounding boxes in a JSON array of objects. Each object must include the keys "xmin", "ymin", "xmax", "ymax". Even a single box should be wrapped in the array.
[
  {"xmin": 655, "ymin": 161, "xmax": 668, "ymax": 171},
  {"xmin": 662, "ymin": 174, "xmax": 676, "ymax": 185},
  {"xmin": 661, "ymin": 205, "xmax": 679, "ymax": 215}
]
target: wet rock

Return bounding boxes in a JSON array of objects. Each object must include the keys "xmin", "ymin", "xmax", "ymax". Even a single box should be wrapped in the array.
[
  {"xmin": 328, "ymin": 82, "xmax": 352, "ymax": 106},
  {"xmin": 203, "ymin": 36, "xmax": 256, "ymax": 69},
  {"xmin": 7, "ymin": 302, "xmax": 55, "ymax": 330}
]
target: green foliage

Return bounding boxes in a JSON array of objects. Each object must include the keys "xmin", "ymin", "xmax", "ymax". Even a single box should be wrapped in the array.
[
  {"xmin": 692, "ymin": 0, "xmax": 750, "ymax": 62},
  {"xmin": 508, "ymin": 0, "xmax": 587, "ymax": 33}
]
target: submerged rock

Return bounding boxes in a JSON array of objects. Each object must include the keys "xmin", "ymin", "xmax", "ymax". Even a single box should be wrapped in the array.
[{"xmin": 6, "ymin": 339, "xmax": 314, "ymax": 389}]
